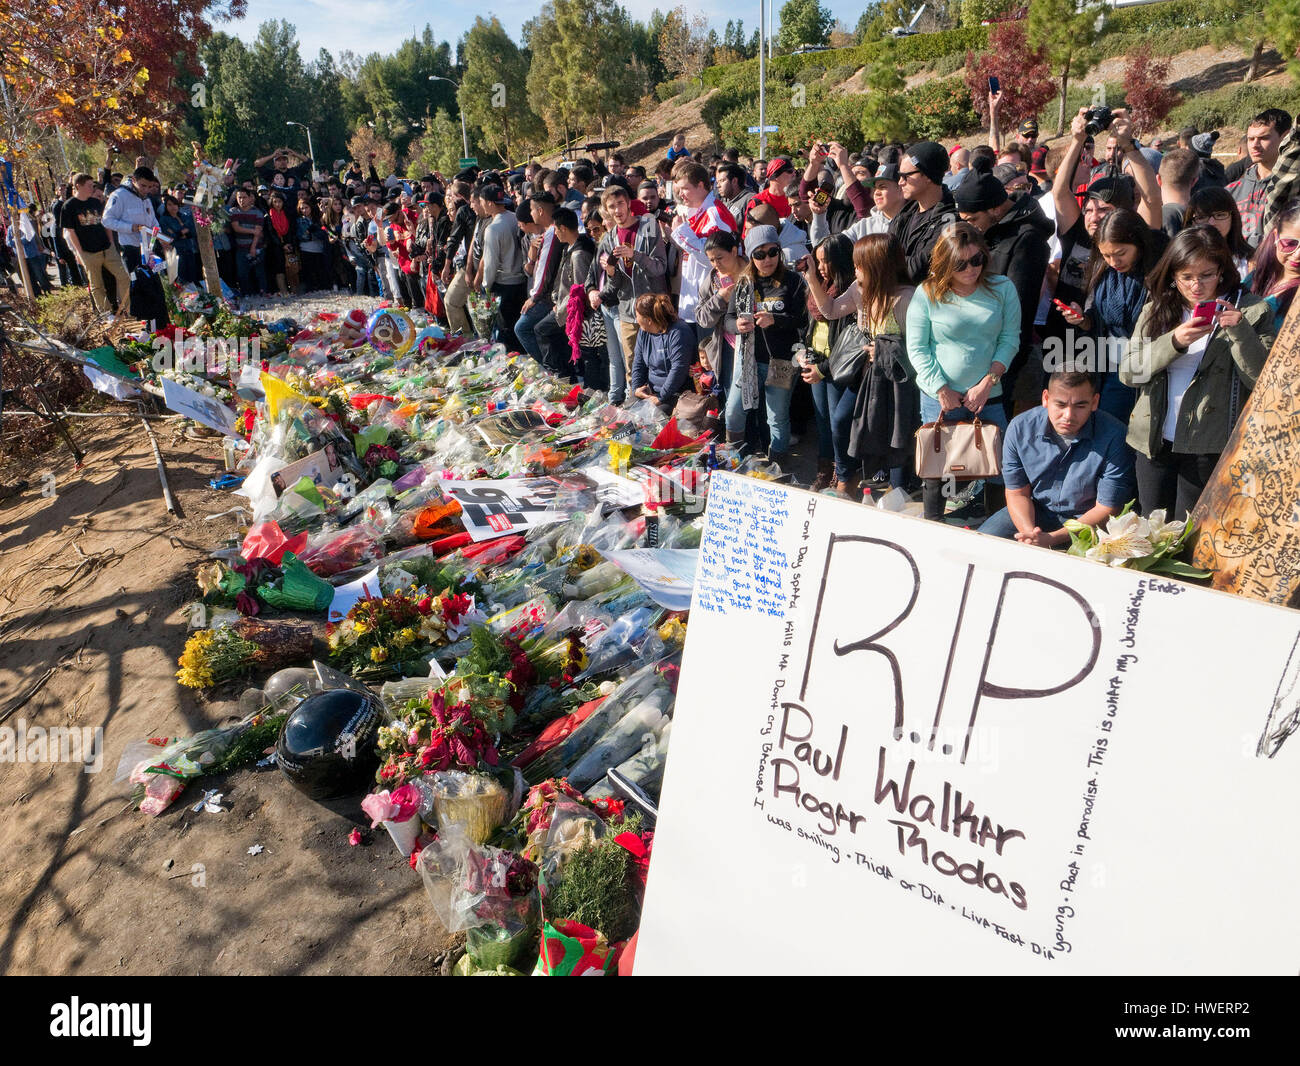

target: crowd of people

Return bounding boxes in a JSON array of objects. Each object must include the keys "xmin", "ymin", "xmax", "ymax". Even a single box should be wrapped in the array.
[{"xmin": 3, "ymin": 96, "xmax": 1293, "ymax": 547}]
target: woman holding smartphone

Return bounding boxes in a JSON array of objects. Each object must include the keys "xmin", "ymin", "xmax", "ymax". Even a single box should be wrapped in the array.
[
  {"xmin": 907, "ymin": 222, "xmax": 1020, "ymax": 522},
  {"xmin": 1056, "ymin": 209, "xmax": 1159, "ymax": 423},
  {"xmin": 802, "ymin": 233, "xmax": 915, "ymax": 498},
  {"xmin": 1119, "ymin": 227, "xmax": 1275, "ymax": 517},
  {"xmin": 725, "ymin": 224, "xmax": 810, "ymax": 465},
  {"xmin": 694, "ymin": 230, "xmax": 748, "ymax": 398}
]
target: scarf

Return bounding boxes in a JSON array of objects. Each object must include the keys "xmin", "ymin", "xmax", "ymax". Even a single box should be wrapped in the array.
[
  {"xmin": 564, "ymin": 283, "xmax": 585, "ymax": 365},
  {"xmin": 1092, "ymin": 267, "xmax": 1147, "ymax": 340},
  {"xmin": 735, "ymin": 274, "xmax": 758, "ymax": 411},
  {"xmin": 268, "ymin": 208, "xmax": 289, "ymax": 239}
]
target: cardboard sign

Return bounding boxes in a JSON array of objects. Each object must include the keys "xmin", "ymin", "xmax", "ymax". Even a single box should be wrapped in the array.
[
  {"xmin": 269, "ymin": 446, "xmax": 345, "ymax": 497},
  {"xmin": 638, "ymin": 473, "xmax": 1300, "ymax": 974},
  {"xmin": 437, "ymin": 478, "xmax": 569, "ymax": 541},
  {"xmin": 1192, "ymin": 294, "xmax": 1300, "ymax": 605},
  {"xmin": 161, "ymin": 377, "xmax": 238, "ymax": 437}
]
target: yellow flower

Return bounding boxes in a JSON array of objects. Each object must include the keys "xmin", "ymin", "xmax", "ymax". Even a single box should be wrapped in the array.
[
  {"xmin": 353, "ymin": 619, "xmax": 370, "ymax": 636},
  {"xmin": 370, "ymin": 646, "xmax": 389, "ymax": 663},
  {"xmin": 393, "ymin": 627, "xmax": 418, "ymax": 648}
]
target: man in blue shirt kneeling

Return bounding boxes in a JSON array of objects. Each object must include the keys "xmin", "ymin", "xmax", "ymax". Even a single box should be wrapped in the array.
[{"xmin": 980, "ymin": 365, "xmax": 1135, "ymax": 547}]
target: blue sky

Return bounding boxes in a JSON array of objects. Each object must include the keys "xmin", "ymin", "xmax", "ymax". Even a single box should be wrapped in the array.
[{"xmin": 230, "ymin": 1, "xmax": 878, "ymax": 61}]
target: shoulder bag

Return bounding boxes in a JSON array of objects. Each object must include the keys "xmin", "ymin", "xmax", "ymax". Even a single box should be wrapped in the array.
[{"xmin": 914, "ymin": 417, "xmax": 1002, "ymax": 480}]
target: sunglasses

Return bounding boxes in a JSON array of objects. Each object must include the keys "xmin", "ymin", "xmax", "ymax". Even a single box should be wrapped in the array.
[
  {"xmin": 955, "ymin": 251, "xmax": 987, "ymax": 272},
  {"xmin": 750, "ymin": 247, "xmax": 781, "ymax": 261},
  {"xmin": 897, "ymin": 169, "xmax": 922, "ymax": 183},
  {"xmin": 1279, "ymin": 236, "xmax": 1300, "ymax": 255}
]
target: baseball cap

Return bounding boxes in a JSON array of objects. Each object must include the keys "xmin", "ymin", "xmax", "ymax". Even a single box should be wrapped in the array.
[
  {"xmin": 480, "ymin": 182, "xmax": 511, "ymax": 206},
  {"xmin": 1019, "ymin": 119, "xmax": 1039, "ymax": 137},
  {"xmin": 1086, "ymin": 175, "xmax": 1136, "ymax": 210},
  {"xmin": 765, "ymin": 157, "xmax": 793, "ymax": 182},
  {"xmin": 873, "ymin": 163, "xmax": 900, "ymax": 184},
  {"xmin": 349, "ymin": 195, "xmax": 365, "ymax": 207}
]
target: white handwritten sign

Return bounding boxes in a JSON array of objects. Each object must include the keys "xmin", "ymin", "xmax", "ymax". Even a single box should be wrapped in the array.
[
  {"xmin": 161, "ymin": 377, "xmax": 238, "ymax": 437},
  {"xmin": 638, "ymin": 472, "xmax": 1300, "ymax": 974}
]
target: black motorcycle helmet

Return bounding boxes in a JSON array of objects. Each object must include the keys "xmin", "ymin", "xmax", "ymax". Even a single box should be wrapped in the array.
[{"xmin": 276, "ymin": 690, "xmax": 383, "ymax": 801}]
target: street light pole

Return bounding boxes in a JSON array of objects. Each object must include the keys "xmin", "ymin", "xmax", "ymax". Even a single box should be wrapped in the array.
[
  {"xmin": 285, "ymin": 120, "xmax": 316, "ymax": 178},
  {"xmin": 428, "ymin": 76, "xmax": 470, "ymax": 160},
  {"xmin": 759, "ymin": 1, "xmax": 767, "ymax": 159}
]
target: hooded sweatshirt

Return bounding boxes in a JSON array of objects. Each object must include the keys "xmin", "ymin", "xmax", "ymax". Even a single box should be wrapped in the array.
[
  {"xmin": 102, "ymin": 180, "xmax": 160, "ymax": 254},
  {"xmin": 888, "ymin": 187, "xmax": 959, "ymax": 287},
  {"xmin": 983, "ymin": 192, "xmax": 1053, "ymax": 365}
]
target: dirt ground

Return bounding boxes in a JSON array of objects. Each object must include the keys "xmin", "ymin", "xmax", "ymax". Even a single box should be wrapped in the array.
[{"xmin": 0, "ymin": 414, "xmax": 454, "ymax": 976}]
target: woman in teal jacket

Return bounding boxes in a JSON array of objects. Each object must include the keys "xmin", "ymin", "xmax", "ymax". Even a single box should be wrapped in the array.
[{"xmin": 906, "ymin": 222, "xmax": 1021, "ymax": 521}]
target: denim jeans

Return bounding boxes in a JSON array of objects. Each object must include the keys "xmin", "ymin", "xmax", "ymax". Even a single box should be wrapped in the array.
[
  {"xmin": 810, "ymin": 378, "xmax": 834, "ymax": 462},
  {"xmin": 514, "ymin": 296, "xmax": 554, "ymax": 364},
  {"xmin": 979, "ymin": 502, "xmax": 1067, "ymax": 539},
  {"xmin": 726, "ymin": 361, "xmax": 794, "ymax": 455},
  {"xmin": 603, "ymin": 306, "xmax": 626, "ymax": 403},
  {"xmin": 236, "ymin": 248, "xmax": 267, "ymax": 295},
  {"xmin": 825, "ymin": 379, "xmax": 859, "ymax": 482}
]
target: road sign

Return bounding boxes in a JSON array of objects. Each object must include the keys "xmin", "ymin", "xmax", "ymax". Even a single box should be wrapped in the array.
[
  {"xmin": 458, "ymin": 157, "xmax": 478, "ymax": 168},
  {"xmin": 746, "ymin": 126, "xmax": 779, "ymax": 134}
]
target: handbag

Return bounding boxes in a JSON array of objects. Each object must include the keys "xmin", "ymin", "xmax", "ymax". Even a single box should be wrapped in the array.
[
  {"xmin": 914, "ymin": 417, "xmax": 1002, "ymax": 480},
  {"xmin": 579, "ymin": 306, "xmax": 607, "ymax": 348},
  {"xmin": 826, "ymin": 321, "xmax": 871, "ymax": 388},
  {"xmin": 765, "ymin": 357, "xmax": 796, "ymax": 390}
]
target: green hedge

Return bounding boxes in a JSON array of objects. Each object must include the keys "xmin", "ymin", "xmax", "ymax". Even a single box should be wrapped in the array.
[
  {"xmin": 905, "ymin": 76, "xmax": 980, "ymax": 141},
  {"xmin": 1094, "ymin": 26, "xmax": 1216, "ymax": 62},
  {"xmin": 1166, "ymin": 81, "xmax": 1300, "ymax": 133},
  {"xmin": 1103, "ymin": 0, "xmax": 1230, "ymax": 33},
  {"xmin": 655, "ymin": 78, "xmax": 690, "ymax": 102}
]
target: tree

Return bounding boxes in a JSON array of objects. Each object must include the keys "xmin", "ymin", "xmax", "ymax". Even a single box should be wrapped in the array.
[
  {"xmin": 1027, "ymin": 0, "xmax": 1105, "ymax": 137},
  {"xmin": 778, "ymin": 0, "xmax": 834, "ymax": 52},
  {"xmin": 860, "ymin": 55, "xmax": 910, "ymax": 142},
  {"xmin": 828, "ymin": 21, "xmax": 856, "ymax": 49},
  {"xmin": 343, "ymin": 27, "xmax": 456, "ymax": 160},
  {"xmin": 346, "ymin": 124, "xmax": 396, "ymax": 176},
  {"xmin": 1213, "ymin": 0, "xmax": 1300, "ymax": 83},
  {"xmin": 460, "ymin": 16, "xmax": 544, "ymax": 165},
  {"xmin": 525, "ymin": 3, "xmax": 574, "ymax": 149},
  {"xmin": 659, "ymin": 6, "xmax": 712, "ymax": 86},
  {"xmin": 405, "ymin": 110, "xmax": 462, "ymax": 179},
  {"xmin": 0, "ymin": 0, "xmax": 153, "ymax": 161},
  {"xmin": 963, "ymin": 20, "xmax": 1056, "ymax": 133},
  {"xmin": 961, "ymin": 0, "xmax": 1017, "ymax": 29},
  {"xmin": 1122, "ymin": 44, "xmax": 1180, "ymax": 136}
]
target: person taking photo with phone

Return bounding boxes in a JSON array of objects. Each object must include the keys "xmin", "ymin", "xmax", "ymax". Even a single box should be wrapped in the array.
[{"xmin": 1119, "ymin": 227, "xmax": 1275, "ymax": 516}]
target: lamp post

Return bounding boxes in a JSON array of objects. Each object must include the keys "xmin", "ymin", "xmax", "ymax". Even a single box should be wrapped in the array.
[
  {"xmin": 285, "ymin": 120, "xmax": 316, "ymax": 178},
  {"xmin": 759, "ymin": 1, "xmax": 767, "ymax": 159},
  {"xmin": 428, "ymin": 75, "xmax": 470, "ymax": 161}
]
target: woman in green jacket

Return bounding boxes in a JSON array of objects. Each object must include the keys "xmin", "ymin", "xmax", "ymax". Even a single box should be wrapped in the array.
[{"xmin": 1119, "ymin": 227, "xmax": 1276, "ymax": 518}]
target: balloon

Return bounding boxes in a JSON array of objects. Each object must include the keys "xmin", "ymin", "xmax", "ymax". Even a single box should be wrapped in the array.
[
  {"xmin": 365, "ymin": 308, "xmax": 416, "ymax": 356},
  {"xmin": 413, "ymin": 323, "xmax": 446, "ymax": 352},
  {"xmin": 276, "ymin": 690, "xmax": 383, "ymax": 801}
]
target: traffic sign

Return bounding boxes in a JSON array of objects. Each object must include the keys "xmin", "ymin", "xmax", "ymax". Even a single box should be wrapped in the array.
[
  {"xmin": 746, "ymin": 126, "xmax": 779, "ymax": 134},
  {"xmin": 458, "ymin": 157, "xmax": 478, "ymax": 168}
]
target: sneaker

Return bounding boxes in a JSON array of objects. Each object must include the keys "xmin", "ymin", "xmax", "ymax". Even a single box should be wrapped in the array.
[{"xmin": 944, "ymin": 479, "xmax": 983, "ymax": 513}]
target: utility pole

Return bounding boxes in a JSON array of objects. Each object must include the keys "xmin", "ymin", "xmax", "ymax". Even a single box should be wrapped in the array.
[{"xmin": 759, "ymin": 1, "xmax": 767, "ymax": 159}]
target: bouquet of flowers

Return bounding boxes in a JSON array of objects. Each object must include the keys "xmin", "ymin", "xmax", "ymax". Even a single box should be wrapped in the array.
[
  {"xmin": 467, "ymin": 290, "xmax": 500, "ymax": 339},
  {"xmin": 377, "ymin": 687, "xmax": 502, "ymax": 786},
  {"xmin": 159, "ymin": 366, "xmax": 234, "ymax": 404},
  {"xmin": 176, "ymin": 618, "xmax": 313, "ymax": 689},
  {"xmin": 326, "ymin": 588, "xmax": 486, "ymax": 678},
  {"xmin": 1065, "ymin": 506, "xmax": 1211, "ymax": 578}
]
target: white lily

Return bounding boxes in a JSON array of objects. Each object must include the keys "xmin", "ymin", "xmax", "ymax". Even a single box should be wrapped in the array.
[
  {"xmin": 1090, "ymin": 511, "xmax": 1153, "ymax": 567},
  {"xmin": 1144, "ymin": 508, "xmax": 1189, "ymax": 547}
]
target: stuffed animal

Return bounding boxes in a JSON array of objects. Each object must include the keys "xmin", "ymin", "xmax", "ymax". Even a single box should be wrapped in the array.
[
  {"xmin": 189, "ymin": 141, "xmax": 233, "ymax": 210},
  {"xmin": 338, "ymin": 309, "xmax": 367, "ymax": 348}
]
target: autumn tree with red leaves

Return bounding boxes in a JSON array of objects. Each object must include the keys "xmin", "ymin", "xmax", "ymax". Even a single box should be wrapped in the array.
[
  {"xmin": 963, "ymin": 20, "xmax": 1056, "ymax": 134},
  {"xmin": 1122, "ymin": 44, "xmax": 1181, "ymax": 138}
]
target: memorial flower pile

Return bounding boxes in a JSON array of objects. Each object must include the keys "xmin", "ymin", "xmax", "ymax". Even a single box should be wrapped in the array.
[{"xmin": 326, "ymin": 587, "xmax": 486, "ymax": 677}]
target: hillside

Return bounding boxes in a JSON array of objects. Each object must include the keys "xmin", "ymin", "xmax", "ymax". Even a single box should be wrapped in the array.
[{"xmin": 615, "ymin": 40, "xmax": 1289, "ymax": 166}]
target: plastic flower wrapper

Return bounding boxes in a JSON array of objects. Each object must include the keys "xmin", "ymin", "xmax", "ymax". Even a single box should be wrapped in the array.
[{"xmin": 1065, "ymin": 503, "xmax": 1209, "ymax": 579}]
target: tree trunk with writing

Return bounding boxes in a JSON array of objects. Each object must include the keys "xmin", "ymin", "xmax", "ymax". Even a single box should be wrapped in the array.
[
  {"xmin": 195, "ymin": 220, "xmax": 221, "ymax": 298},
  {"xmin": 1190, "ymin": 295, "xmax": 1300, "ymax": 606}
]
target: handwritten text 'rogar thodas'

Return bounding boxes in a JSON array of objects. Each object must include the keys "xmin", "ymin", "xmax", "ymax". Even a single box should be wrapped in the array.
[{"xmin": 765, "ymin": 700, "xmax": 1028, "ymax": 910}]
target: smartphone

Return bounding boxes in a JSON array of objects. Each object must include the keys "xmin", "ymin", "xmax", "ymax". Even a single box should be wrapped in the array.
[
  {"xmin": 988, "ymin": 76, "xmax": 1000, "ymax": 94},
  {"xmin": 1191, "ymin": 300, "xmax": 1218, "ymax": 324},
  {"xmin": 811, "ymin": 188, "xmax": 830, "ymax": 208},
  {"xmin": 1052, "ymin": 298, "xmax": 1074, "ymax": 314}
]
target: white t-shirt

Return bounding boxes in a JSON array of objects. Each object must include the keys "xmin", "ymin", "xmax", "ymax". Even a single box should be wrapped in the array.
[{"xmin": 1162, "ymin": 309, "xmax": 1211, "ymax": 442}]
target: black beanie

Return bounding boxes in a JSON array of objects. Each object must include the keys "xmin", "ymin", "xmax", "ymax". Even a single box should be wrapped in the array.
[
  {"xmin": 952, "ymin": 171, "xmax": 1008, "ymax": 213},
  {"xmin": 905, "ymin": 141, "xmax": 949, "ymax": 185}
]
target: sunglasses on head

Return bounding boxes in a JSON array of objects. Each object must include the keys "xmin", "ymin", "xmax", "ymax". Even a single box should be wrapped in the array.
[
  {"xmin": 955, "ymin": 251, "xmax": 987, "ymax": 271},
  {"xmin": 750, "ymin": 247, "xmax": 781, "ymax": 261}
]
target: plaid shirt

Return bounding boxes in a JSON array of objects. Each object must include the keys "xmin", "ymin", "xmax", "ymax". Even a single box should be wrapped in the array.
[{"xmin": 1265, "ymin": 127, "xmax": 1300, "ymax": 232}]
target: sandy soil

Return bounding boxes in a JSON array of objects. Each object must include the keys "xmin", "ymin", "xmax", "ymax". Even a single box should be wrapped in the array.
[{"xmin": 0, "ymin": 411, "xmax": 454, "ymax": 975}]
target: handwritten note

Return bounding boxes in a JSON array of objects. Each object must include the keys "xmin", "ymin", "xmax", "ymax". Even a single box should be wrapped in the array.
[{"xmin": 695, "ymin": 473, "xmax": 791, "ymax": 618}]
